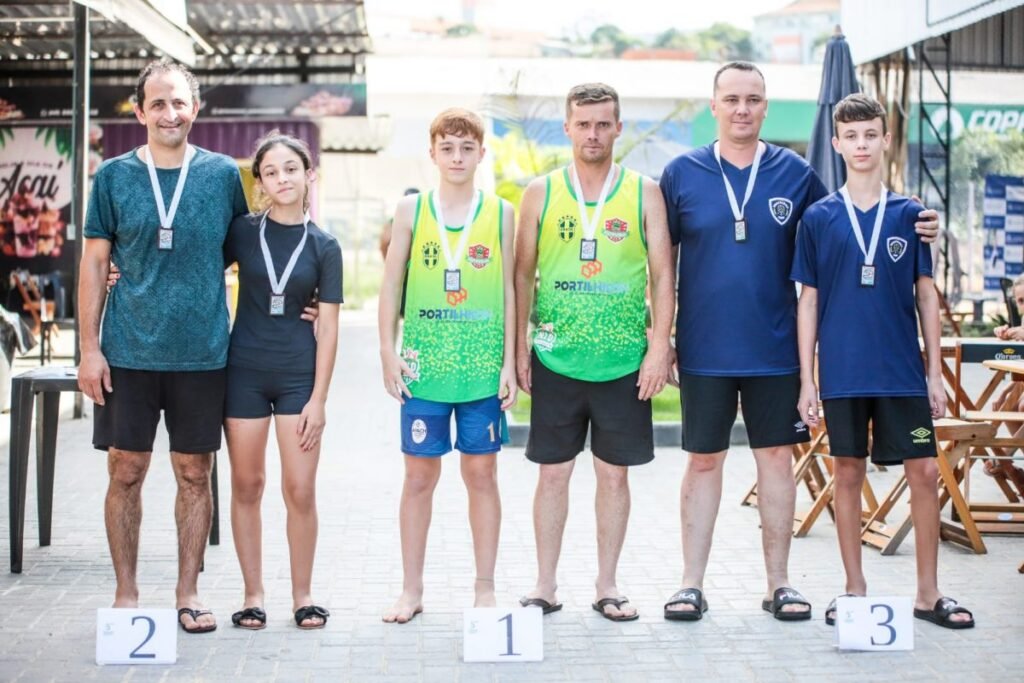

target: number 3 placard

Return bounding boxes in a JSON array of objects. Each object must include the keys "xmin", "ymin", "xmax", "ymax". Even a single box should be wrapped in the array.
[
  {"xmin": 463, "ymin": 607, "xmax": 543, "ymax": 662},
  {"xmin": 96, "ymin": 608, "xmax": 177, "ymax": 665},
  {"xmin": 835, "ymin": 596, "xmax": 913, "ymax": 651}
]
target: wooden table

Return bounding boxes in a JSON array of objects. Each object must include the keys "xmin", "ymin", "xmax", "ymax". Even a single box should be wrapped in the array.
[
  {"xmin": 953, "ymin": 358, "xmax": 1024, "ymax": 536},
  {"xmin": 861, "ymin": 418, "xmax": 996, "ymax": 555}
]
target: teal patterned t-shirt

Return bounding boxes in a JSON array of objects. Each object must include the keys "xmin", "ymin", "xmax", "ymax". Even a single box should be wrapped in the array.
[{"xmin": 84, "ymin": 146, "xmax": 248, "ymax": 371}]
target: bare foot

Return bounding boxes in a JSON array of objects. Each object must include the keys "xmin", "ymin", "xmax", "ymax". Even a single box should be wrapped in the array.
[
  {"xmin": 383, "ymin": 591, "xmax": 423, "ymax": 623},
  {"xmin": 474, "ymin": 578, "xmax": 496, "ymax": 608}
]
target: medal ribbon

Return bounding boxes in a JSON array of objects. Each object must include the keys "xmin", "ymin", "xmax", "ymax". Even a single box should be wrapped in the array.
[
  {"xmin": 432, "ymin": 190, "xmax": 480, "ymax": 271},
  {"xmin": 143, "ymin": 145, "xmax": 194, "ymax": 230},
  {"xmin": 713, "ymin": 140, "xmax": 765, "ymax": 221},
  {"xmin": 570, "ymin": 163, "xmax": 616, "ymax": 240},
  {"xmin": 259, "ymin": 210, "xmax": 309, "ymax": 296},
  {"xmin": 839, "ymin": 183, "xmax": 888, "ymax": 267}
]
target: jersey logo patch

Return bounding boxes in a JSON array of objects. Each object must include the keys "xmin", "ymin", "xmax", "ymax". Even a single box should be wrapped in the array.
[
  {"xmin": 887, "ymin": 237, "xmax": 908, "ymax": 263},
  {"xmin": 768, "ymin": 197, "xmax": 793, "ymax": 225},
  {"xmin": 401, "ymin": 349, "xmax": 420, "ymax": 384},
  {"xmin": 411, "ymin": 418, "xmax": 428, "ymax": 444},
  {"xmin": 466, "ymin": 244, "xmax": 492, "ymax": 269},
  {"xmin": 421, "ymin": 241, "xmax": 440, "ymax": 269},
  {"xmin": 534, "ymin": 322, "xmax": 556, "ymax": 351},
  {"xmin": 558, "ymin": 215, "xmax": 577, "ymax": 242},
  {"xmin": 603, "ymin": 218, "xmax": 628, "ymax": 242}
]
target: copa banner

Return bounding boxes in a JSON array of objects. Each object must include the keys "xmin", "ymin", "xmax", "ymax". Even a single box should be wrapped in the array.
[
  {"xmin": 983, "ymin": 174, "xmax": 1024, "ymax": 293},
  {"xmin": 0, "ymin": 126, "xmax": 79, "ymax": 277}
]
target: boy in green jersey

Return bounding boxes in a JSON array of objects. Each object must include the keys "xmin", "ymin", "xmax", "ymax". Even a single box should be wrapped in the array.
[{"xmin": 378, "ymin": 108, "xmax": 517, "ymax": 623}]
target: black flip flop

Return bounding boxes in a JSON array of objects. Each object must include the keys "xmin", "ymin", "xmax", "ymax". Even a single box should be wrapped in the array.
[
  {"xmin": 177, "ymin": 607, "xmax": 217, "ymax": 634},
  {"xmin": 294, "ymin": 605, "xmax": 330, "ymax": 630},
  {"xmin": 231, "ymin": 606, "xmax": 267, "ymax": 630},
  {"xmin": 519, "ymin": 596, "xmax": 563, "ymax": 614},
  {"xmin": 913, "ymin": 597, "xmax": 975, "ymax": 629},
  {"xmin": 592, "ymin": 597, "xmax": 639, "ymax": 622},
  {"xmin": 824, "ymin": 594, "xmax": 857, "ymax": 626},
  {"xmin": 664, "ymin": 587, "xmax": 708, "ymax": 621},
  {"xmin": 762, "ymin": 587, "xmax": 812, "ymax": 622}
]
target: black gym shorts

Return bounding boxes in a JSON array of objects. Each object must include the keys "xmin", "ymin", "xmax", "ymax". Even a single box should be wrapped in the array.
[
  {"xmin": 93, "ymin": 367, "xmax": 226, "ymax": 455},
  {"xmin": 526, "ymin": 353, "xmax": 654, "ymax": 467},
  {"xmin": 679, "ymin": 371, "xmax": 810, "ymax": 453},
  {"xmin": 823, "ymin": 396, "xmax": 937, "ymax": 465}
]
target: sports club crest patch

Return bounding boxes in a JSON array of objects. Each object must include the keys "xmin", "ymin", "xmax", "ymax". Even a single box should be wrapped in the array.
[
  {"xmin": 557, "ymin": 215, "xmax": 577, "ymax": 242},
  {"xmin": 768, "ymin": 197, "xmax": 793, "ymax": 225},
  {"xmin": 421, "ymin": 241, "xmax": 440, "ymax": 269},
  {"xmin": 887, "ymin": 236, "xmax": 908, "ymax": 262},
  {"xmin": 602, "ymin": 218, "xmax": 629, "ymax": 242},
  {"xmin": 466, "ymin": 243, "xmax": 491, "ymax": 269}
]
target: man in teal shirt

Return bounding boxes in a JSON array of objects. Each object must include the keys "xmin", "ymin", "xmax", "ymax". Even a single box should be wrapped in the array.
[{"xmin": 78, "ymin": 59, "xmax": 247, "ymax": 634}]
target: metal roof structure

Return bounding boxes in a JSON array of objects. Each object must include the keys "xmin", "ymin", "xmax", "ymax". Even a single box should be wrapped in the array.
[{"xmin": 0, "ymin": 1, "xmax": 372, "ymax": 84}]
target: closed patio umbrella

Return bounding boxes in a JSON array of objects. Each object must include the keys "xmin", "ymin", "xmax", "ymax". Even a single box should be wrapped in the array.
[{"xmin": 805, "ymin": 27, "xmax": 860, "ymax": 193}]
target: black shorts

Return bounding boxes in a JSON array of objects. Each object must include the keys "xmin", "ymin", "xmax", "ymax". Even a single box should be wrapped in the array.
[
  {"xmin": 225, "ymin": 365, "xmax": 315, "ymax": 418},
  {"xmin": 526, "ymin": 353, "xmax": 654, "ymax": 467},
  {"xmin": 93, "ymin": 367, "xmax": 226, "ymax": 455},
  {"xmin": 823, "ymin": 396, "xmax": 937, "ymax": 465},
  {"xmin": 679, "ymin": 371, "xmax": 810, "ymax": 453}
]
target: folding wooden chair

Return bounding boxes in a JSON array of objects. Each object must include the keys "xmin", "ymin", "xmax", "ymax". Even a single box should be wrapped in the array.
[
  {"xmin": 860, "ymin": 418, "xmax": 995, "ymax": 555},
  {"xmin": 9, "ymin": 270, "xmax": 54, "ymax": 336}
]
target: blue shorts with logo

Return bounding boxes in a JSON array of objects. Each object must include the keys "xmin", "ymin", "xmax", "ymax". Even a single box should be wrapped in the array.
[{"xmin": 400, "ymin": 395, "xmax": 507, "ymax": 457}]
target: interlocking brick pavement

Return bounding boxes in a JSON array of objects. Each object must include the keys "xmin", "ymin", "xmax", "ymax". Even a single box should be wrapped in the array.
[{"xmin": 0, "ymin": 313, "xmax": 1020, "ymax": 681}]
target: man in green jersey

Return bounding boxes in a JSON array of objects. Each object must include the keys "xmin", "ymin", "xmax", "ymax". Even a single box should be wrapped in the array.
[
  {"xmin": 379, "ymin": 108, "xmax": 517, "ymax": 623},
  {"xmin": 515, "ymin": 84, "xmax": 675, "ymax": 621}
]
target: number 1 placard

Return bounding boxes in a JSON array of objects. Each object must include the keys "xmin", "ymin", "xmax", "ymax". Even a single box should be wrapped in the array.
[
  {"xmin": 835, "ymin": 596, "xmax": 913, "ymax": 651},
  {"xmin": 96, "ymin": 608, "xmax": 177, "ymax": 665},
  {"xmin": 463, "ymin": 607, "xmax": 543, "ymax": 662}
]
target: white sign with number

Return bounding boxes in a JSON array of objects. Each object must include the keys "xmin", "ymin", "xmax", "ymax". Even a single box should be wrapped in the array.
[
  {"xmin": 96, "ymin": 608, "xmax": 177, "ymax": 665},
  {"xmin": 463, "ymin": 607, "xmax": 543, "ymax": 662},
  {"xmin": 834, "ymin": 596, "xmax": 913, "ymax": 651}
]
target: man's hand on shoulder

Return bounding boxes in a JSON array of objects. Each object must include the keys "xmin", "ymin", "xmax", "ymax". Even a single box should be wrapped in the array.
[{"xmin": 910, "ymin": 195, "xmax": 940, "ymax": 243}]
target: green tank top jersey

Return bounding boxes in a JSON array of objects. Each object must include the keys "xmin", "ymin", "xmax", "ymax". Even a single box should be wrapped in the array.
[
  {"xmin": 533, "ymin": 166, "xmax": 648, "ymax": 382},
  {"xmin": 401, "ymin": 190, "xmax": 505, "ymax": 403}
]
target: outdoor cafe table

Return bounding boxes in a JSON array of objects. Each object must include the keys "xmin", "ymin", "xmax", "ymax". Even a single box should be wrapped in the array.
[{"xmin": 952, "ymin": 357, "xmax": 1024, "ymax": 536}]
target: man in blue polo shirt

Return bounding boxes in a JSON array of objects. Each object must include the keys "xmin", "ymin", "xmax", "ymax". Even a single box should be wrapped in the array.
[
  {"xmin": 659, "ymin": 62, "xmax": 940, "ymax": 622},
  {"xmin": 792, "ymin": 93, "xmax": 973, "ymax": 630},
  {"xmin": 79, "ymin": 60, "xmax": 247, "ymax": 634}
]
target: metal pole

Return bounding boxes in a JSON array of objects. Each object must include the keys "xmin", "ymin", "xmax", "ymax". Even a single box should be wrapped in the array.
[{"xmin": 71, "ymin": 0, "xmax": 89, "ymax": 417}]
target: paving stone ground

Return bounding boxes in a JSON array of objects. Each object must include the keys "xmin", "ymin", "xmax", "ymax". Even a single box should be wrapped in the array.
[{"xmin": 1, "ymin": 312, "xmax": 1021, "ymax": 681}]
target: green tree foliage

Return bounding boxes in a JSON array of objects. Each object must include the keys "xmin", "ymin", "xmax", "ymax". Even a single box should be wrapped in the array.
[
  {"xmin": 950, "ymin": 129, "xmax": 1024, "ymax": 236},
  {"xmin": 587, "ymin": 22, "xmax": 753, "ymax": 60},
  {"xmin": 590, "ymin": 23, "xmax": 639, "ymax": 57}
]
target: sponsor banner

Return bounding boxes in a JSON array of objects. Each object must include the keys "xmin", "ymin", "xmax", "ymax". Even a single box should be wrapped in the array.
[
  {"xmin": 0, "ymin": 127, "xmax": 80, "ymax": 281},
  {"xmin": 958, "ymin": 341, "xmax": 1024, "ymax": 364},
  {"xmin": 0, "ymin": 83, "xmax": 367, "ymax": 122},
  {"xmin": 983, "ymin": 174, "xmax": 1024, "ymax": 293}
]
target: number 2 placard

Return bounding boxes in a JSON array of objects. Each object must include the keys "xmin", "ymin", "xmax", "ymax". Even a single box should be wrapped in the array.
[
  {"xmin": 835, "ymin": 596, "xmax": 913, "ymax": 651},
  {"xmin": 96, "ymin": 608, "xmax": 177, "ymax": 665},
  {"xmin": 463, "ymin": 607, "xmax": 543, "ymax": 662}
]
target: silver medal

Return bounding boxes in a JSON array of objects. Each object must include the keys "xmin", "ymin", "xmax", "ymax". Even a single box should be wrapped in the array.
[
  {"xmin": 860, "ymin": 265, "xmax": 876, "ymax": 287},
  {"xmin": 734, "ymin": 219, "xmax": 747, "ymax": 243},
  {"xmin": 580, "ymin": 238, "xmax": 597, "ymax": 261},
  {"xmin": 444, "ymin": 268, "xmax": 461, "ymax": 292},
  {"xmin": 158, "ymin": 228, "xmax": 173, "ymax": 251}
]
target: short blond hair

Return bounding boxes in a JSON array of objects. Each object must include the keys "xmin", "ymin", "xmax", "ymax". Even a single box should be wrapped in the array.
[{"xmin": 429, "ymin": 108, "xmax": 485, "ymax": 145}]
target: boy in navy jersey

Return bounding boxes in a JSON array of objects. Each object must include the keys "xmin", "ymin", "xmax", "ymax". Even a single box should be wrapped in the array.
[{"xmin": 792, "ymin": 94, "xmax": 974, "ymax": 630}]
